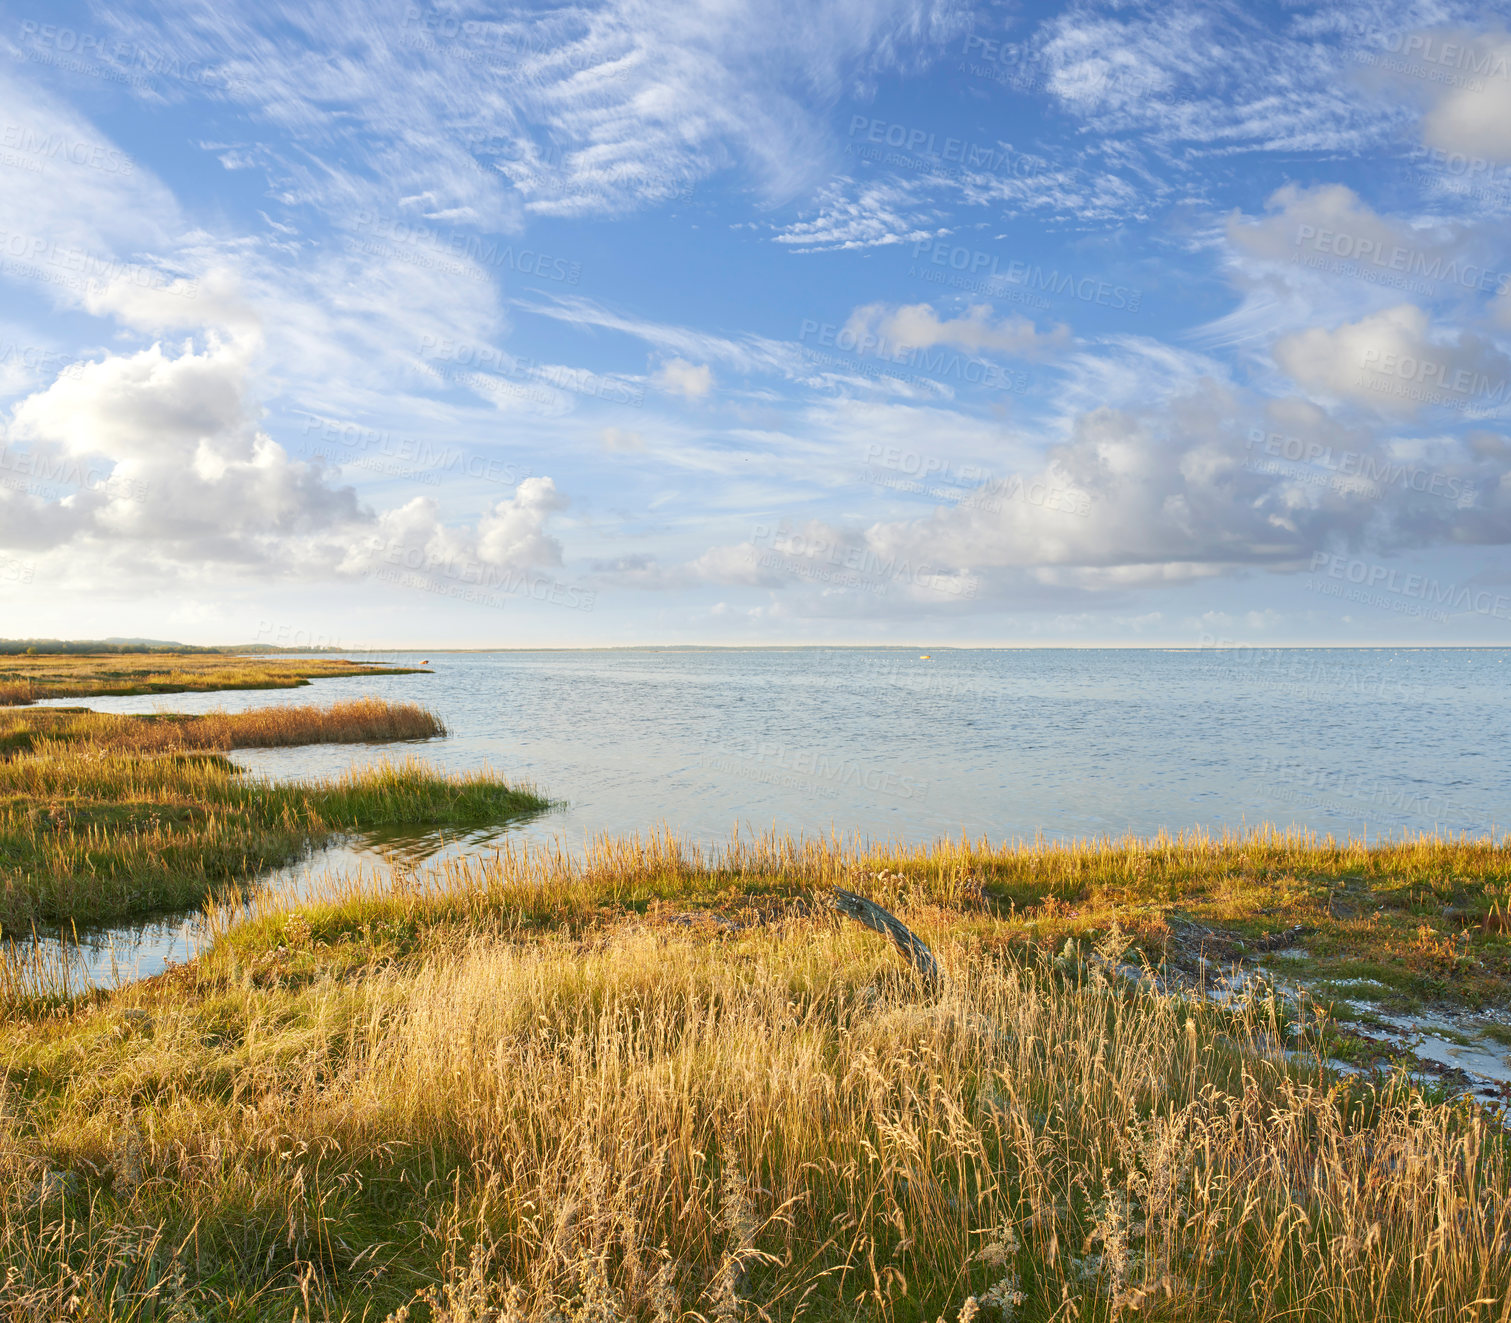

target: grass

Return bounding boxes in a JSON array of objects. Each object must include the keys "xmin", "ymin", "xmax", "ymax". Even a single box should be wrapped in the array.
[
  {"xmin": 0, "ymin": 830, "xmax": 1508, "ymax": 1320},
  {"xmin": 0, "ymin": 652, "xmax": 428, "ymax": 707},
  {"xmin": 0, "ymin": 700, "xmax": 545, "ymax": 931},
  {"xmin": 0, "ymin": 699, "xmax": 447, "ymax": 758}
]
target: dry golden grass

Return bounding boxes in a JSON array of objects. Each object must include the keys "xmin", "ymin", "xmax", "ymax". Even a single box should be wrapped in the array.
[
  {"xmin": 0, "ymin": 653, "xmax": 426, "ymax": 707},
  {"xmin": 200, "ymin": 824, "xmax": 1511, "ymax": 1017},
  {"xmin": 1, "ymin": 830, "xmax": 1508, "ymax": 1320},
  {"xmin": 0, "ymin": 699, "xmax": 445, "ymax": 758}
]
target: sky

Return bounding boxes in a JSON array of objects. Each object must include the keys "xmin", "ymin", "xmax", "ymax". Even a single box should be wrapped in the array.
[{"xmin": 2, "ymin": 0, "xmax": 1511, "ymax": 648}]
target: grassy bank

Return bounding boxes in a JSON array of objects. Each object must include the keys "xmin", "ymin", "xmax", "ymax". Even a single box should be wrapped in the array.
[
  {"xmin": 1, "ymin": 832, "xmax": 1508, "ymax": 1320},
  {"xmin": 0, "ymin": 698, "xmax": 446, "ymax": 758},
  {"xmin": 0, "ymin": 652, "xmax": 427, "ymax": 707},
  {"xmin": 0, "ymin": 701, "xmax": 544, "ymax": 930}
]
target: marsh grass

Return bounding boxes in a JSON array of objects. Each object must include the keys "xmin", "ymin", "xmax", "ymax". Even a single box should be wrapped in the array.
[
  {"xmin": 0, "ymin": 753, "xmax": 546, "ymax": 931},
  {"xmin": 200, "ymin": 825, "xmax": 1511, "ymax": 1016},
  {"xmin": 0, "ymin": 699, "xmax": 542, "ymax": 930},
  {"xmin": 0, "ymin": 653, "xmax": 427, "ymax": 707},
  {"xmin": 0, "ymin": 699, "xmax": 446, "ymax": 759},
  {"xmin": 1, "ymin": 829, "xmax": 1509, "ymax": 1319}
]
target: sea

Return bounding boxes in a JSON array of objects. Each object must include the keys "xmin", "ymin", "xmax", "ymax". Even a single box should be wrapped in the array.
[{"xmin": 20, "ymin": 646, "xmax": 1511, "ymax": 985}]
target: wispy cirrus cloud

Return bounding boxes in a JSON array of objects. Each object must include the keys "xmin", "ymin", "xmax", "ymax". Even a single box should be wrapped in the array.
[
  {"xmin": 1033, "ymin": 0, "xmax": 1419, "ymax": 156},
  {"xmin": 92, "ymin": 0, "xmax": 973, "ymax": 221},
  {"xmin": 770, "ymin": 177, "xmax": 950, "ymax": 252}
]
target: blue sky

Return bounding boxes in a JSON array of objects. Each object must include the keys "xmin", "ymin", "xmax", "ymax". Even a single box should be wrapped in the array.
[{"xmin": 2, "ymin": 0, "xmax": 1511, "ymax": 646}]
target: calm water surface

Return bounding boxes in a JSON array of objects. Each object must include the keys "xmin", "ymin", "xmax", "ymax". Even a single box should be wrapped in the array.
[{"xmin": 25, "ymin": 647, "xmax": 1511, "ymax": 985}]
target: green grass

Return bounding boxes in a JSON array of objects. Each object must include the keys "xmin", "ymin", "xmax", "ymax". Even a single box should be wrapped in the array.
[
  {"xmin": 0, "ymin": 751, "xmax": 548, "ymax": 931},
  {"xmin": 0, "ymin": 698, "xmax": 546, "ymax": 932}
]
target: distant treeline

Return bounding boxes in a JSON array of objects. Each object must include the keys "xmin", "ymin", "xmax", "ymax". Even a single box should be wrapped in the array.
[
  {"xmin": 0, "ymin": 640, "xmax": 341, "ymax": 655},
  {"xmin": 0, "ymin": 640, "xmax": 208, "ymax": 655}
]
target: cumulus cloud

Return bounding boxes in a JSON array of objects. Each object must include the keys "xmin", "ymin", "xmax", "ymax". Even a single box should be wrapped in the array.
[
  {"xmin": 4, "ymin": 337, "xmax": 360, "ymax": 559},
  {"xmin": 1411, "ymin": 31, "xmax": 1511, "ymax": 162},
  {"xmin": 477, "ymin": 477, "xmax": 568, "ymax": 565},
  {"xmin": 1207, "ymin": 182, "xmax": 1511, "ymax": 359},
  {"xmin": 690, "ymin": 378, "xmax": 1511, "ymax": 606},
  {"xmin": 653, "ymin": 358, "xmax": 715, "ymax": 399},
  {"xmin": 1273, "ymin": 304, "xmax": 1511, "ymax": 418},
  {"xmin": 339, "ymin": 477, "xmax": 567, "ymax": 579},
  {"xmin": 844, "ymin": 302, "xmax": 1072, "ymax": 360},
  {"xmin": 14, "ymin": 338, "xmax": 237, "ymax": 463},
  {"xmin": 1, "ymin": 335, "xmax": 569, "ymax": 583},
  {"xmin": 1227, "ymin": 184, "xmax": 1438, "ymax": 267}
]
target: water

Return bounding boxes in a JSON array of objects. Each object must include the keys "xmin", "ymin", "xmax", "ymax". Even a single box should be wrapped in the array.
[{"xmin": 20, "ymin": 647, "xmax": 1511, "ymax": 987}]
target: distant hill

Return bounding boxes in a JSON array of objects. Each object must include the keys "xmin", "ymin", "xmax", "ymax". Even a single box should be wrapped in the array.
[{"xmin": 99, "ymin": 637, "xmax": 193, "ymax": 647}]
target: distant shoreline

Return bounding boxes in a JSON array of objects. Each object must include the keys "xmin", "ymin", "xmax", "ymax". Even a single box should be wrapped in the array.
[
  {"xmin": 225, "ymin": 642, "xmax": 1511, "ymax": 653},
  {"xmin": 8, "ymin": 639, "xmax": 1511, "ymax": 654}
]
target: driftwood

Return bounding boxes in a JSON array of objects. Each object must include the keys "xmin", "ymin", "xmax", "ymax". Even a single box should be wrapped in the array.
[{"xmin": 832, "ymin": 887, "xmax": 940, "ymax": 989}]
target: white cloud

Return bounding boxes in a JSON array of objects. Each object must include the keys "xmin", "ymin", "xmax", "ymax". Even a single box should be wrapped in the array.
[
  {"xmin": 1273, "ymin": 304, "xmax": 1511, "ymax": 418},
  {"xmin": 333, "ymin": 479, "xmax": 568, "ymax": 596},
  {"xmin": 83, "ymin": 266, "xmax": 260, "ymax": 338},
  {"xmin": 771, "ymin": 178, "xmax": 947, "ymax": 252},
  {"xmin": 1035, "ymin": 0, "xmax": 1411, "ymax": 155},
  {"xmin": 689, "ymin": 376, "xmax": 1511, "ymax": 607},
  {"xmin": 1408, "ymin": 31, "xmax": 1511, "ymax": 162},
  {"xmin": 1227, "ymin": 184, "xmax": 1436, "ymax": 266},
  {"xmin": 1, "ymin": 333, "xmax": 570, "ymax": 584},
  {"xmin": 768, "ymin": 156, "xmax": 1156, "ymax": 255},
  {"xmin": 477, "ymin": 477, "xmax": 568, "ymax": 566},
  {"xmin": 653, "ymin": 358, "xmax": 714, "ymax": 399},
  {"xmin": 4, "ymin": 336, "xmax": 361, "ymax": 558},
  {"xmin": 601, "ymin": 426, "xmax": 645, "ymax": 451},
  {"xmin": 1207, "ymin": 180, "xmax": 1511, "ymax": 363},
  {"xmin": 843, "ymin": 303, "xmax": 1071, "ymax": 359},
  {"xmin": 0, "ymin": 58, "xmax": 512, "ymax": 435}
]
